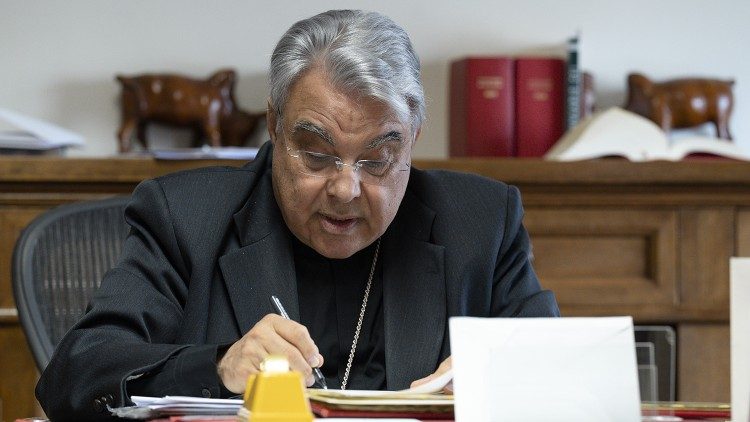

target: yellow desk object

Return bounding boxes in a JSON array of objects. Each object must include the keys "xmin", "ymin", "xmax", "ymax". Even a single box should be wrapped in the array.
[{"xmin": 239, "ymin": 355, "xmax": 314, "ymax": 422}]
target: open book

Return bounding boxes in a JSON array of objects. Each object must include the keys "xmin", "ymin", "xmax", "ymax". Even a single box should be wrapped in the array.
[{"xmin": 545, "ymin": 107, "xmax": 750, "ymax": 161}]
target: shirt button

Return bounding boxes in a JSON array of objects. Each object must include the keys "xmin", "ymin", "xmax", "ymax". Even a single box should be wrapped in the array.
[{"xmin": 201, "ymin": 388, "xmax": 212, "ymax": 398}]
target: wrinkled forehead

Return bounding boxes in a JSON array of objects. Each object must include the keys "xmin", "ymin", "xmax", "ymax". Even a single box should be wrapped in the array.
[
  {"xmin": 281, "ymin": 68, "xmax": 414, "ymax": 135},
  {"xmin": 289, "ymin": 119, "xmax": 406, "ymax": 150},
  {"xmin": 281, "ymin": 74, "xmax": 413, "ymax": 141}
]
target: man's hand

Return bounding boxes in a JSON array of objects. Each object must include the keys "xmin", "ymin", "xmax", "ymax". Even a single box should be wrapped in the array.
[
  {"xmin": 217, "ymin": 314, "xmax": 324, "ymax": 393},
  {"xmin": 410, "ymin": 356, "xmax": 453, "ymax": 393}
]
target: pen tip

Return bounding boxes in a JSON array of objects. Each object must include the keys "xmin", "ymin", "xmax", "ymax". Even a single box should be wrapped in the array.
[{"xmin": 314, "ymin": 368, "xmax": 328, "ymax": 389}]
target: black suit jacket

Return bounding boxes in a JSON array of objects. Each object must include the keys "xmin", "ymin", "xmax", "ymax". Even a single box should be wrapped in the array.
[{"xmin": 36, "ymin": 142, "xmax": 559, "ymax": 421}]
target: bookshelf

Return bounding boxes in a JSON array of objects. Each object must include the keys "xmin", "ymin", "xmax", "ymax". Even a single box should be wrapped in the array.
[{"xmin": 1, "ymin": 156, "xmax": 747, "ymax": 419}]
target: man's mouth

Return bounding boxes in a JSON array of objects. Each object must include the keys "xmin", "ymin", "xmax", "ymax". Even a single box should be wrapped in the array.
[{"xmin": 320, "ymin": 213, "xmax": 359, "ymax": 233}]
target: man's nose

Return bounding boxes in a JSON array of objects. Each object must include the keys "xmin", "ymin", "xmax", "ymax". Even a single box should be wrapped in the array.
[{"xmin": 326, "ymin": 166, "xmax": 362, "ymax": 202}]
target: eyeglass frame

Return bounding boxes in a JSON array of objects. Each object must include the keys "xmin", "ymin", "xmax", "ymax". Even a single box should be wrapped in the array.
[
  {"xmin": 284, "ymin": 146, "xmax": 411, "ymax": 185},
  {"xmin": 274, "ymin": 114, "xmax": 413, "ymax": 185}
]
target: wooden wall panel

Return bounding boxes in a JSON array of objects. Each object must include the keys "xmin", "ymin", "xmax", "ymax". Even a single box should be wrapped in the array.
[
  {"xmin": 0, "ymin": 206, "xmax": 48, "ymax": 308},
  {"xmin": 737, "ymin": 209, "xmax": 750, "ymax": 256},
  {"xmin": 525, "ymin": 208, "xmax": 678, "ymax": 308},
  {"xmin": 679, "ymin": 208, "xmax": 734, "ymax": 309},
  {"xmin": 0, "ymin": 321, "xmax": 40, "ymax": 421},
  {"xmin": 678, "ymin": 324, "xmax": 730, "ymax": 402},
  {"xmin": 0, "ymin": 206, "xmax": 51, "ymax": 421},
  {"xmin": 533, "ymin": 236, "xmax": 648, "ymax": 279}
]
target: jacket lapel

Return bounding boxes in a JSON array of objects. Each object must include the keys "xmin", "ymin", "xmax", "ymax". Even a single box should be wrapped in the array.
[
  {"xmin": 218, "ymin": 171, "xmax": 300, "ymax": 333},
  {"xmin": 382, "ymin": 190, "xmax": 446, "ymax": 389}
]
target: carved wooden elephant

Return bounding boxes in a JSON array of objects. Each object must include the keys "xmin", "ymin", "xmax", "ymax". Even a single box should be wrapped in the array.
[
  {"xmin": 624, "ymin": 72, "xmax": 734, "ymax": 140},
  {"xmin": 116, "ymin": 69, "xmax": 264, "ymax": 152}
]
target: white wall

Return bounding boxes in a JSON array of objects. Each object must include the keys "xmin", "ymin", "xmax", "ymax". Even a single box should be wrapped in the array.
[{"xmin": 1, "ymin": 0, "xmax": 748, "ymax": 158}]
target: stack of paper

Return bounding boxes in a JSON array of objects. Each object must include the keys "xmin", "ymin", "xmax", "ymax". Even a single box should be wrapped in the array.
[
  {"xmin": 113, "ymin": 369, "xmax": 453, "ymax": 420},
  {"xmin": 307, "ymin": 372, "xmax": 454, "ymax": 418},
  {"xmin": 307, "ymin": 389, "xmax": 453, "ymax": 418},
  {"xmin": 0, "ymin": 108, "xmax": 84, "ymax": 153},
  {"xmin": 151, "ymin": 146, "xmax": 259, "ymax": 161},
  {"xmin": 111, "ymin": 396, "xmax": 242, "ymax": 419},
  {"xmin": 640, "ymin": 401, "xmax": 730, "ymax": 420},
  {"xmin": 112, "ymin": 367, "xmax": 453, "ymax": 419}
]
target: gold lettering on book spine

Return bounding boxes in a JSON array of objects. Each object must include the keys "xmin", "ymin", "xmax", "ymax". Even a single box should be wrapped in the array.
[
  {"xmin": 476, "ymin": 76, "xmax": 504, "ymax": 99},
  {"xmin": 527, "ymin": 78, "xmax": 552, "ymax": 102}
]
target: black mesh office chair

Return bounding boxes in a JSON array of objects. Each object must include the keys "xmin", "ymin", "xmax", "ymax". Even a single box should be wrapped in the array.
[{"xmin": 12, "ymin": 196, "xmax": 131, "ymax": 371}]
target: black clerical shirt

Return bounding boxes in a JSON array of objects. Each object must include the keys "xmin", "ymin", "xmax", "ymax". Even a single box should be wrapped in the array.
[{"xmin": 292, "ymin": 235, "xmax": 387, "ymax": 390}]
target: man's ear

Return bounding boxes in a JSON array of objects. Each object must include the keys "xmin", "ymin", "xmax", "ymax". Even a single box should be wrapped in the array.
[
  {"xmin": 267, "ymin": 99, "xmax": 278, "ymax": 143},
  {"xmin": 412, "ymin": 126, "xmax": 422, "ymax": 145}
]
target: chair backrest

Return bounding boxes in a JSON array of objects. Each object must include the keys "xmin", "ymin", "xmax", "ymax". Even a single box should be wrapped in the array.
[{"xmin": 12, "ymin": 196, "xmax": 131, "ymax": 371}]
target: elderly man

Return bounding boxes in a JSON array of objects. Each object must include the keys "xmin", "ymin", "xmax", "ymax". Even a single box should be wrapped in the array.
[{"xmin": 37, "ymin": 9, "xmax": 559, "ymax": 421}]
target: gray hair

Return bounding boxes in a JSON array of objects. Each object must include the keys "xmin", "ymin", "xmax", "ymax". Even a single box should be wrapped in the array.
[{"xmin": 269, "ymin": 10, "xmax": 425, "ymax": 135}]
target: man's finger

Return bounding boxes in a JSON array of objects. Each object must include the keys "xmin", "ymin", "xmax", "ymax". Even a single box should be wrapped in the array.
[{"xmin": 272, "ymin": 318, "xmax": 321, "ymax": 365}]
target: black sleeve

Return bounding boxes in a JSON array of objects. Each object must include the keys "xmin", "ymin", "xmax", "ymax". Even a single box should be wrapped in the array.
[
  {"xmin": 35, "ymin": 179, "xmax": 233, "ymax": 421},
  {"xmin": 127, "ymin": 343, "xmax": 234, "ymax": 398},
  {"xmin": 491, "ymin": 185, "xmax": 560, "ymax": 317}
]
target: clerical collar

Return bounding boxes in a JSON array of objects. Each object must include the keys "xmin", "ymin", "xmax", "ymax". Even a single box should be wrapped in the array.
[{"xmin": 289, "ymin": 234, "xmax": 379, "ymax": 263}]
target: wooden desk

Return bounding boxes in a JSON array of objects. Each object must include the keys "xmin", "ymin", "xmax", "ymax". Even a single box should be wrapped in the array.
[{"xmin": 2, "ymin": 156, "xmax": 747, "ymax": 420}]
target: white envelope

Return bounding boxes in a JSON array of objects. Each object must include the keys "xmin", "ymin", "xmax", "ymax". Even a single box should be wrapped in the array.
[
  {"xmin": 450, "ymin": 316, "xmax": 641, "ymax": 422},
  {"xmin": 731, "ymin": 258, "xmax": 750, "ymax": 422}
]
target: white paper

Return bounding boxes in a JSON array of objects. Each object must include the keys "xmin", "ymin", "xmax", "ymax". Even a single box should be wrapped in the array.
[
  {"xmin": 309, "ymin": 368, "xmax": 452, "ymax": 399},
  {"xmin": 151, "ymin": 146, "xmax": 258, "ymax": 160},
  {"xmin": 0, "ymin": 108, "xmax": 84, "ymax": 149},
  {"xmin": 123, "ymin": 395, "xmax": 420, "ymax": 421},
  {"xmin": 131, "ymin": 395, "xmax": 243, "ymax": 406},
  {"xmin": 450, "ymin": 316, "xmax": 641, "ymax": 422},
  {"xmin": 731, "ymin": 258, "xmax": 750, "ymax": 422},
  {"xmin": 114, "ymin": 396, "xmax": 242, "ymax": 418}
]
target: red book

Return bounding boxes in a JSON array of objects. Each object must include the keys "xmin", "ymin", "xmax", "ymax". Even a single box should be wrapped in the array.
[
  {"xmin": 449, "ymin": 57, "xmax": 515, "ymax": 157},
  {"xmin": 514, "ymin": 57, "xmax": 566, "ymax": 157},
  {"xmin": 310, "ymin": 401, "xmax": 454, "ymax": 420}
]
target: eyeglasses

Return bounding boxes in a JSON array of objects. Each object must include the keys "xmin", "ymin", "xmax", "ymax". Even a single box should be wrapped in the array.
[{"xmin": 286, "ymin": 147, "xmax": 410, "ymax": 186}]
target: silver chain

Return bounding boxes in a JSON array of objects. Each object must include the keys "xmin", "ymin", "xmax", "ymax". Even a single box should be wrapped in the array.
[{"xmin": 340, "ymin": 238, "xmax": 381, "ymax": 390}]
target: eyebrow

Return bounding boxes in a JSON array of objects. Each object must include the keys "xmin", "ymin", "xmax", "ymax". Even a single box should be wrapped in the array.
[
  {"xmin": 367, "ymin": 131, "xmax": 404, "ymax": 148},
  {"xmin": 291, "ymin": 120, "xmax": 404, "ymax": 149},
  {"xmin": 291, "ymin": 121, "xmax": 334, "ymax": 146}
]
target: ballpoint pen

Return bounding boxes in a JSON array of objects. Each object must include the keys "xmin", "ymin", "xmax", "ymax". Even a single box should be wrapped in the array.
[{"xmin": 270, "ymin": 295, "xmax": 328, "ymax": 389}]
